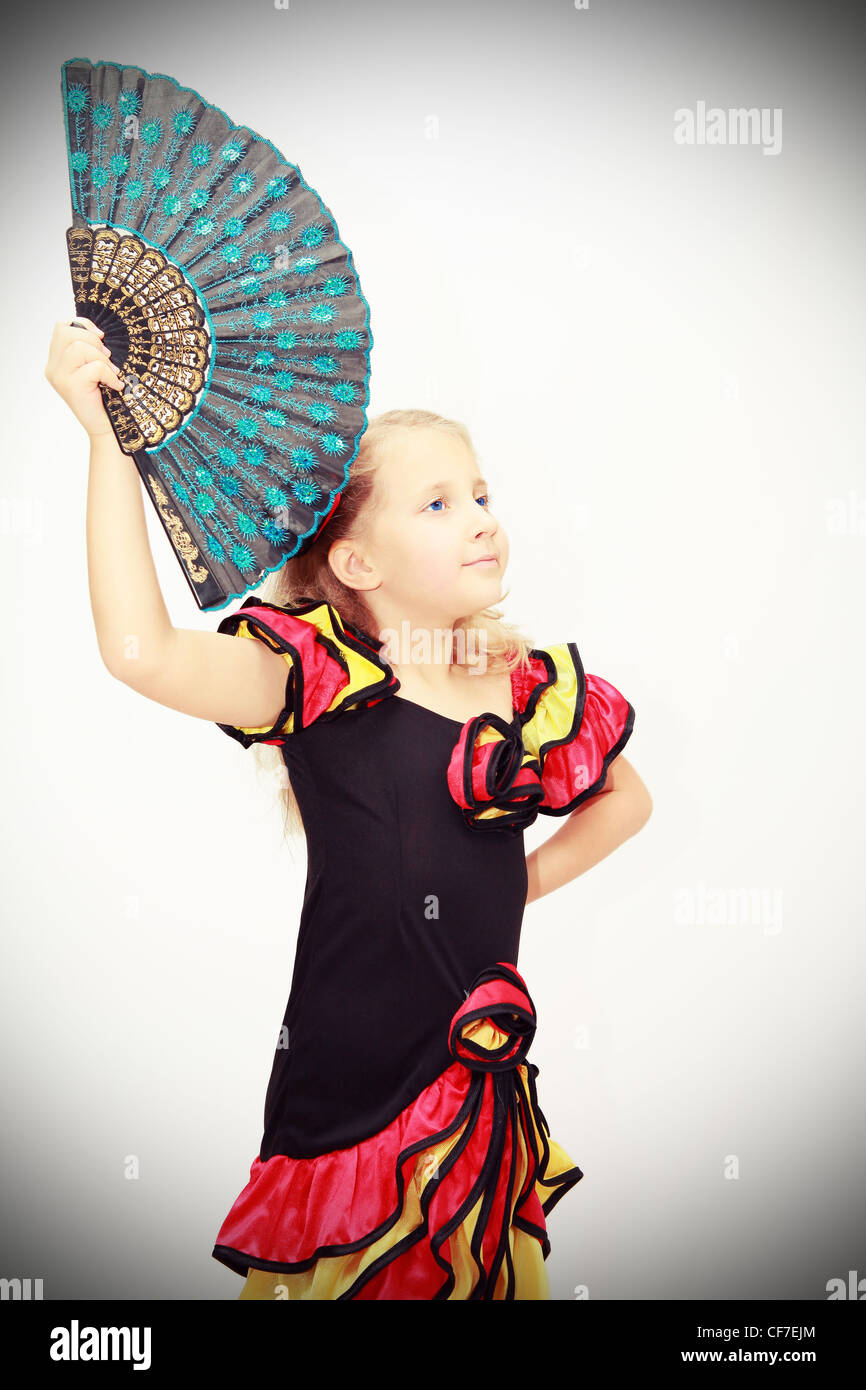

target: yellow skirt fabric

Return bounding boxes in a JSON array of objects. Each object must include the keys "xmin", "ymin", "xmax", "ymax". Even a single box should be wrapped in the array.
[
  {"xmin": 239, "ymin": 1223, "xmax": 549, "ymax": 1300},
  {"xmin": 235, "ymin": 1017, "xmax": 578, "ymax": 1300}
]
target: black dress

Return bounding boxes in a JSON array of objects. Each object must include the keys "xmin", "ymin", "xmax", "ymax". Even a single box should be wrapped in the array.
[{"xmin": 209, "ymin": 596, "xmax": 635, "ymax": 1299}]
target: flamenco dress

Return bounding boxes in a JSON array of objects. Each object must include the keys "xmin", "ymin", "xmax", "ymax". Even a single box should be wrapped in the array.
[{"xmin": 210, "ymin": 597, "xmax": 635, "ymax": 1299}]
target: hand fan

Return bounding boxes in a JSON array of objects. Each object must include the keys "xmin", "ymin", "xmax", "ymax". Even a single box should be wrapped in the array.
[{"xmin": 60, "ymin": 57, "xmax": 373, "ymax": 611}]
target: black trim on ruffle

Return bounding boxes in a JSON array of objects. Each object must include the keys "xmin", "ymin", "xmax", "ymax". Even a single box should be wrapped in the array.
[
  {"xmin": 211, "ymin": 1058, "xmax": 583, "ymax": 1298},
  {"xmin": 453, "ymin": 641, "xmax": 635, "ymax": 831},
  {"xmin": 216, "ymin": 603, "xmax": 634, "ymax": 824},
  {"xmin": 215, "ymin": 596, "xmax": 399, "ymax": 749},
  {"xmin": 518, "ymin": 641, "xmax": 636, "ymax": 820}
]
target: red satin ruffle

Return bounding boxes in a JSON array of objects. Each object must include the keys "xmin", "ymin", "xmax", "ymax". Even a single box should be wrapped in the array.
[{"xmin": 213, "ymin": 961, "xmax": 582, "ymax": 1299}]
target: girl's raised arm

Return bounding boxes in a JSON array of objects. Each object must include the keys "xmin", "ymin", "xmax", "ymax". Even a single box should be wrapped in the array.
[
  {"xmin": 45, "ymin": 317, "xmax": 289, "ymax": 732},
  {"xmin": 86, "ymin": 429, "xmax": 289, "ymax": 729}
]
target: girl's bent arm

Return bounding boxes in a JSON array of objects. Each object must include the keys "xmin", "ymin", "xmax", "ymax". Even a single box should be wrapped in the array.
[
  {"xmin": 524, "ymin": 755, "xmax": 652, "ymax": 906},
  {"xmin": 87, "ymin": 430, "xmax": 173, "ymax": 674},
  {"xmin": 89, "ymin": 430, "xmax": 290, "ymax": 730}
]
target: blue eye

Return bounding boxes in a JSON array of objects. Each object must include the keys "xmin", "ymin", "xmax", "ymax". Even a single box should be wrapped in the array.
[{"xmin": 424, "ymin": 493, "xmax": 492, "ymax": 512}]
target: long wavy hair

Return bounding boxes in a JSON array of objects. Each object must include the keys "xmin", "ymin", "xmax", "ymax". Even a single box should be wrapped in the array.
[{"xmin": 249, "ymin": 408, "xmax": 535, "ymax": 847}]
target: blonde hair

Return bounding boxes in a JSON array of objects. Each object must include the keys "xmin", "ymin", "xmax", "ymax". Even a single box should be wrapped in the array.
[{"xmin": 251, "ymin": 407, "xmax": 535, "ymax": 845}]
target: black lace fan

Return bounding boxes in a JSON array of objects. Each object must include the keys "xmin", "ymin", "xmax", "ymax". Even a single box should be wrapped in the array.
[{"xmin": 60, "ymin": 57, "xmax": 373, "ymax": 611}]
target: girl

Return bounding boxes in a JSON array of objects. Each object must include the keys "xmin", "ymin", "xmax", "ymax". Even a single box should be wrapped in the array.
[{"xmin": 45, "ymin": 316, "xmax": 652, "ymax": 1300}]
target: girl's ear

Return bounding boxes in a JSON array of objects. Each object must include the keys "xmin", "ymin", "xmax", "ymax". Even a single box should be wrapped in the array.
[{"xmin": 330, "ymin": 539, "xmax": 377, "ymax": 588}]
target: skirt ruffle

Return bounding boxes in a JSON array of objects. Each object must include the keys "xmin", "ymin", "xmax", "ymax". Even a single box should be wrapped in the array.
[{"xmin": 213, "ymin": 961, "xmax": 583, "ymax": 1300}]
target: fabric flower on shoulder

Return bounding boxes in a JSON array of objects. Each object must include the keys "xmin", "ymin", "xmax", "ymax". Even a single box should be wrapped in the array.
[
  {"xmin": 446, "ymin": 642, "xmax": 635, "ymax": 833},
  {"xmin": 214, "ymin": 597, "xmax": 397, "ymax": 748},
  {"xmin": 446, "ymin": 713, "xmax": 545, "ymax": 834}
]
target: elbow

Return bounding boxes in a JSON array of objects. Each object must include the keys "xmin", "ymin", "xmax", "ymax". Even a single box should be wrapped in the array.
[
  {"xmin": 601, "ymin": 755, "xmax": 652, "ymax": 833},
  {"xmin": 101, "ymin": 651, "xmax": 125, "ymax": 684},
  {"xmin": 100, "ymin": 633, "xmax": 173, "ymax": 690},
  {"xmin": 606, "ymin": 783, "xmax": 652, "ymax": 839},
  {"xmin": 96, "ymin": 632, "xmax": 132, "ymax": 684},
  {"xmin": 630, "ymin": 790, "xmax": 653, "ymax": 835},
  {"xmin": 102, "ymin": 647, "xmax": 139, "ymax": 686},
  {"xmin": 101, "ymin": 650, "xmax": 155, "ymax": 692},
  {"xmin": 616, "ymin": 761, "xmax": 652, "ymax": 834}
]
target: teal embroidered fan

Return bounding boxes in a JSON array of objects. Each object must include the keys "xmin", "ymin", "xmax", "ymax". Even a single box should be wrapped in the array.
[{"xmin": 60, "ymin": 57, "xmax": 373, "ymax": 611}]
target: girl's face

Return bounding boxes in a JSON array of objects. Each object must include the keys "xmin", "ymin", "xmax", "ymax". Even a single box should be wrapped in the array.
[{"xmin": 338, "ymin": 427, "xmax": 509, "ymax": 632}]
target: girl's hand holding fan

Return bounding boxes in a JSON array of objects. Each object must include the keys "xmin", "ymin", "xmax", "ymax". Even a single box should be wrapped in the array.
[
  {"xmin": 45, "ymin": 304, "xmax": 293, "ymax": 733},
  {"xmin": 44, "ymin": 316, "xmax": 125, "ymax": 441}
]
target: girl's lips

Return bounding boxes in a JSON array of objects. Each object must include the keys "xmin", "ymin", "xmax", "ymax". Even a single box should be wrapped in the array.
[{"xmin": 465, "ymin": 557, "xmax": 498, "ymax": 565}]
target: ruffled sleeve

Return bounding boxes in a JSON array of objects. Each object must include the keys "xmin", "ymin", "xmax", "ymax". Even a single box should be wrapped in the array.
[
  {"xmin": 518, "ymin": 642, "xmax": 635, "ymax": 816},
  {"xmin": 444, "ymin": 640, "xmax": 635, "ymax": 833},
  {"xmin": 214, "ymin": 597, "xmax": 398, "ymax": 748}
]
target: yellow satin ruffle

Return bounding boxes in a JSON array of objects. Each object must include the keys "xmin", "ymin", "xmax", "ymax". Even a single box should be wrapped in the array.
[{"xmin": 237, "ymin": 1018, "xmax": 578, "ymax": 1300}]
